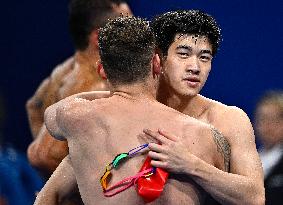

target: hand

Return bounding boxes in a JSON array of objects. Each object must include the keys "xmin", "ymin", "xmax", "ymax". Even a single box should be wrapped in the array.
[{"xmin": 143, "ymin": 129, "xmax": 198, "ymax": 174}]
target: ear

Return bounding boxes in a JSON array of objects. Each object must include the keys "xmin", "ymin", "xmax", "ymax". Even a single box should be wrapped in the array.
[
  {"xmin": 89, "ymin": 30, "xmax": 99, "ymax": 48},
  {"xmin": 152, "ymin": 53, "xmax": 161, "ymax": 77},
  {"xmin": 97, "ymin": 63, "xmax": 107, "ymax": 80}
]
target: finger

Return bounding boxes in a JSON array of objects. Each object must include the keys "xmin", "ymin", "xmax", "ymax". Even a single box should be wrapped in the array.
[
  {"xmin": 158, "ymin": 129, "xmax": 178, "ymax": 142},
  {"xmin": 143, "ymin": 129, "xmax": 171, "ymax": 145},
  {"xmin": 148, "ymin": 143, "xmax": 164, "ymax": 153},
  {"xmin": 137, "ymin": 132, "xmax": 158, "ymax": 144},
  {"xmin": 148, "ymin": 151, "xmax": 167, "ymax": 161},
  {"xmin": 150, "ymin": 160, "xmax": 168, "ymax": 169}
]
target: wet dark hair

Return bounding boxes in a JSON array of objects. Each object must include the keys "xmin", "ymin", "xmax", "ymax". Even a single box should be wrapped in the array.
[
  {"xmin": 151, "ymin": 10, "xmax": 222, "ymax": 56},
  {"xmin": 69, "ymin": 0, "xmax": 128, "ymax": 51},
  {"xmin": 98, "ymin": 16, "xmax": 155, "ymax": 86}
]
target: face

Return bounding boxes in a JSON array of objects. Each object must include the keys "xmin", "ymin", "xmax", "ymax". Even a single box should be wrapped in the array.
[
  {"xmin": 112, "ymin": 2, "xmax": 132, "ymax": 16},
  {"xmin": 161, "ymin": 34, "xmax": 213, "ymax": 98},
  {"xmin": 255, "ymin": 103, "xmax": 283, "ymax": 147}
]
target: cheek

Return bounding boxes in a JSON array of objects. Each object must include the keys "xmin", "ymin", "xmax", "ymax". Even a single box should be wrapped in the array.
[{"xmin": 202, "ymin": 64, "xmax": 212, "ymax": 75}]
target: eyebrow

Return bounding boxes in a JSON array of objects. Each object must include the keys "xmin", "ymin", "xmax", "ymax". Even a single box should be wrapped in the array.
[
  {"xmin": 200, "ymin": 50, "xmax": 213, "ymax": 55},
  {"xmin": 176, "ymin": 45, "xmax": 192, "ymax": 51},
  {"xmin": 176, "ymin": 45, "xmax": 212, "ymax": 55}
]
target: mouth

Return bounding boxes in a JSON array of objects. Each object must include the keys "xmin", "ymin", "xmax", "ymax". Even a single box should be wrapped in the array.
[{"xmin": 183, "ymin": 77, "xmax": 201, "ymax": 88}]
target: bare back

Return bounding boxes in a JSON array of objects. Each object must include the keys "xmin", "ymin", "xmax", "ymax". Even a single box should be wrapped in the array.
[{"xmin": 59, "ymin": 95, "xmax": 226, "ymax": 205}]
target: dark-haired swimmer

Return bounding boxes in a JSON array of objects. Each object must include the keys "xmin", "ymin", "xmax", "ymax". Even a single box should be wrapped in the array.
[
  {"xmin": 35, "ymin": 16, "xmax": 229, "ymax": 205},
  {"xmin": 146, "ymin": 10, "xmax": 264, "ymax": 204}
]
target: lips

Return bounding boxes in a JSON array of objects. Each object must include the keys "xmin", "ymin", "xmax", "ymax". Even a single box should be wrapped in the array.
[
  {"xmin": 183, "ymin": 76, "xmax": 200, "ymax": 88},
  {"xmin": 183, "ymin": 76, "xmax": 200, "ymax": 82}
]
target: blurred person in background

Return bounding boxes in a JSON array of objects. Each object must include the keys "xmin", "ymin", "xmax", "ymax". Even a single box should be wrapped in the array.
[
  {"xmin": 0, "ymin": 93, "xmax": 43, "ymax": 205},
  {"xmin": 26, "ymin": 0, "xmax": 132, "ymax": 179},
  {"xmin": 255, "ymin": 90, "xmax": 283, "ymax": 205}
]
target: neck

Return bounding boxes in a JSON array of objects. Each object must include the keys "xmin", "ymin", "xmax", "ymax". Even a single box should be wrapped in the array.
[
  {"xmin": 74, "ymin": 49, "xmax": 104, "ymax": 84},
  {"xmin": 157, "ymin": 88, "xmax": 207, "ymax": 118},
  {"xmin": 111, "ymin": 78, "xmax": 157, "ymax": 102},
  {"xmin": 75, "ymin": 48, "xmax": 100, "ymax": 73}
]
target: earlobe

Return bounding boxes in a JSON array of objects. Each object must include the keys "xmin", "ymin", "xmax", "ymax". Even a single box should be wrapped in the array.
[
  {"xmin": 89, "ymin": 30, "xmax": 99, "ymax": 48},
  {"xmin": 153, "ymin": 54, "xmax": 161, "ymax": 75},
  {"xmin": 97, "ymin": 63, "xmax": 107, "ymax": 80}
]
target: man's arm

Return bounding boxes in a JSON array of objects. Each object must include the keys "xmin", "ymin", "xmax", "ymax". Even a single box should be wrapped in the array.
[
  {"xmin": 145, "ymin": 108, "xmax": 265, "ymax": 205},
  {"xmin": 28, "ymin": 91, "xmax": 111, "ymax": 176},
  {"xmin": 26, "ymin": 78, "xmax": 51, "ymax": 138},
  {"xmin": 27, "ymin": 125, "xmax": 69, "ymax": 177},
  {"xmin": 34, "ymin": 156, "xmax": 83, "ymax": 205},
  {"xmin": 26, "ymin": 57, "xmax": 75, "ymax": 139},
  {"xmin": 190, "ymin": 107, "xmax": 264, "ymax": 205}
]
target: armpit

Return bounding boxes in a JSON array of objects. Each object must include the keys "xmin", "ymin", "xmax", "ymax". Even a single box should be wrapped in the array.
[{"xmin": 211, "ymin": 127, "xmax": 231, "ymax": 172}]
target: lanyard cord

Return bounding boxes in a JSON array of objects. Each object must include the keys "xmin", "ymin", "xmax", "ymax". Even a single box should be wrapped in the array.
[
  {"xmin": 100, "ymin": 143, "xmax": 151, "ymax": 196},
  {"xmin": 103, "ymin": 168, "xmax": 154, "ymax": 197}
]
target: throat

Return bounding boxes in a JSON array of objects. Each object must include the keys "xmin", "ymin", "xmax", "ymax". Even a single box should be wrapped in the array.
[{"xmin": 165, "ymin": 95, "xmax": 211, "ymax": 119}]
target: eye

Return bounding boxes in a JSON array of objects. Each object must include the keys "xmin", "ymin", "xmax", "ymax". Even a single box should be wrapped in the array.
[
  {"xmin": 177, "ymin": 52, "xmax": 189, "ymax": 58},
  {"xmin": 200, "ymin": 55, "xmax": 212, "ymax": 62}
]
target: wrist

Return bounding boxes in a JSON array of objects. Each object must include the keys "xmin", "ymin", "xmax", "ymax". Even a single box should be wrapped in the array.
[{"xmin": 183, "ymin": 153, "xmax": 201, "ymax": 176}]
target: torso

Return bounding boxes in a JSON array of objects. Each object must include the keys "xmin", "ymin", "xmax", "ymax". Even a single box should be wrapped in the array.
[{"xmin": 60, "ymin": 95, "xmax": 225, "ymax": 205}]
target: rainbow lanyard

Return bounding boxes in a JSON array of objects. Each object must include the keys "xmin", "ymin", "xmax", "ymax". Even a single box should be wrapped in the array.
[{"xmin": 100, "ymin": 143, "xmax": 155, "ymax": 197}]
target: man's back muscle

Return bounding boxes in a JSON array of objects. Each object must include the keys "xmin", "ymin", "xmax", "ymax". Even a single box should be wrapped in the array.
[{"xmin": 58, "ymin": 95, "xmax": 227, "ymax": 205}]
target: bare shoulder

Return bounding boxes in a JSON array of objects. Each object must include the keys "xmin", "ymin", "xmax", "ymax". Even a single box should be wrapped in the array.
[
  {"xmin": 207, "ymin": 99, "xmax": 254, "ymax": 145},
  {"xmin": 50, "ymin": 56, "xmax": 75, "ymax": 81},
  {"xmin": 200, "ymin": 98, "xmax": 262, "ymax": 174},
  {"xmin": 56, "ymin": 97, "xmax": 107, "ymax": 133}
]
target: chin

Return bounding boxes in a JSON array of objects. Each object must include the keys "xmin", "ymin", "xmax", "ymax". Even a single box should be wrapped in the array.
[{"xmin": 179, "ymin": 91, "xmax": 198, "ymax": 98}]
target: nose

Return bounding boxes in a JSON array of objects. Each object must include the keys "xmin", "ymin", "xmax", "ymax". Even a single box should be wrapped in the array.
[{"xmin": 185, "ymin": 56, "xmax": 200, "ymax": 75}]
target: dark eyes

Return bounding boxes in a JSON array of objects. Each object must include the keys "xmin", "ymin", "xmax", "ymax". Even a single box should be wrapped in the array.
[
  {"xmin": 200, "ymin": 55, "xmax": 212, "ymax": 62},
  {"xmin": 177, "ymin": 52, "xmax": 212, "ymax": 62},
  {"xmin": 177, "ymin": 52, "xmax": 189, "ymax": 58}
]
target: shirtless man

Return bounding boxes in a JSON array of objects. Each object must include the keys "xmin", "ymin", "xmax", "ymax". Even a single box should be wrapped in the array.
[
  {"xmin": 144, "ymin": 10, "xmax": 264, "ymax": 204},
  {"xmin": 34, "ymin": 10, "xmax": 264, "ymax": 205},
  {"xmin": 26, "ymin": 0, "xmax": 132, "ymax": 177},
  {"xmin": 37, "ymin": 16, "xmax": 230, "ymax": 205}
]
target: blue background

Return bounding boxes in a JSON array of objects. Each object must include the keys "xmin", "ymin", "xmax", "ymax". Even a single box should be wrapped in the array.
[{"xmin": 0, "ymin": 0, "xmax": 282, "ymax": 152}]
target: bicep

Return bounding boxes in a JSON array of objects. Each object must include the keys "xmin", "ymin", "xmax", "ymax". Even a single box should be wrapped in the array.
[{"xmin": 225, "ymin": 109, "xmax": 263, "ymax": 179}]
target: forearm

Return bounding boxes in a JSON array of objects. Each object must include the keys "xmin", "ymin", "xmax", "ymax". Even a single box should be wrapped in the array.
[
  {"xmin": 34, "ymin": 186, "xmax": 59, "ymax": 205},
  {"xmin": 189, "ymin": 158, "xmax": 265, "ymax": 205},
  {"xmin": 34, "ymin": 156, "xmax": 79, "ymax": 205},
  {"xmin": 28, "ymin": 125, "xmax": 68, "ymax": 178}
]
